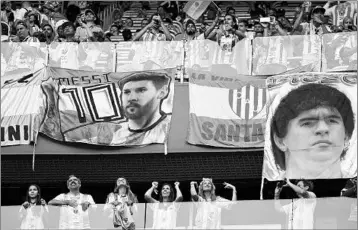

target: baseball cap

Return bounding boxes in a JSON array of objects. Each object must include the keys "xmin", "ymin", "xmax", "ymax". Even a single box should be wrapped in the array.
[
  {"xmin": 61, "ymin": 21, "xmax": 75, "ymax": 30},
  {"xmin": 84, "ymin": 9, "xmax": 95, "ymax": 15},
  {"xmin": 311, "ymin": 6, "xmax": 326, "ymax": 15}
]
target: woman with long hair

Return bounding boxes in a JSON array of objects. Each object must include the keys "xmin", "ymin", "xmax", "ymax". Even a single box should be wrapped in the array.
[
  {"xmin": 19, "ymin": 184, "xmax": 48, "ymax": 229},
  {"xmin": 104, "ymin": 177, "xmax": 137, "ymax": 230},
  {"xmin": 190, "ymin": 178, "xmax": 237, "ymax": 229},
  {"xmin": 144, "ymin": 181, "xmax": 183, "ymax": 229}
]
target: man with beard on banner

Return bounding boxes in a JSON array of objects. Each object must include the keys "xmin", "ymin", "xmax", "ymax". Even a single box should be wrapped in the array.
[
  {"xmin": 269, "ymin": 83, "xmax": 355, "ymax": 179},
  {"xmin": 112, "ymin": 72, "xmax": 172, "ymax": 145}
]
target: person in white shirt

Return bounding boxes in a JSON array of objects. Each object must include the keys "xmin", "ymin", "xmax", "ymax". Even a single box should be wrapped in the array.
[
  {"xmin": 190, "ymin": 178, "xmax": 237, "ymax": 229},
  {"xmin": 104, "ymin": 177, "xmax": 137, "ymax": 230},
  {"xmin": 48, "ymin": 175, "xmax": 96, "ymax": 229},
  {"xmin": 144, "ymin": 181, "xmax": 183, "ymax": 229},
  {"xmin": 19, "ymin": 184, "xmax": 48, "ymax": 229},
  {"xmin": 274, "ymin": 178, "xmax": 317, "ymax": 229}
]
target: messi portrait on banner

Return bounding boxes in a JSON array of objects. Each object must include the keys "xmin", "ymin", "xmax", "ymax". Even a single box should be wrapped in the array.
[
  {"xmin": 40, "ymin": 67, "xmax": 175, "ymax": 146},
  {"xmin": 263, "ymin": 72, "xmax": 357, "ymax": 180}
]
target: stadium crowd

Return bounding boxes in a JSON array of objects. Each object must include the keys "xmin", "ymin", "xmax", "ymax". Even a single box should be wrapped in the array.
[{"xmin": 1, "ymin": 1, "xmax": 357, "ymax": 44}]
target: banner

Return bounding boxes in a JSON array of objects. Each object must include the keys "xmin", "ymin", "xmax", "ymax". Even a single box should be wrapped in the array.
[
  {"xmin": 185, "ymin": 39, "xmax": 252, "ymax": 76},
  {"xmin": 49, "ymin": 42, "xmax": 115, "ymax": 72},
  {"xmin": 40, "ymin": 67, "xmax": 176, "ymax": 146},
  {"xmin": 252, "ymin": 35, "xmax": 321, "ymax": 75},
  {"xmin": 187, "ymin": 69, "xmax": 267, "ymax": 148},
  {"xmin": 1, "ymin": 42, "xmax": 47, "ymax": 83},
  {"xmin": 1, "ymin": 68, "xmax": 46, "ymax": 146},
  {"xmin": 322, "ymin": 32, "xmax": 357, "ymax": 72},
  {"xmin": 183, "ymin": 1, "xmax": 211, "ymax": 20},
  {"xmin": 263, "ymin": 72, "xmax": 357, "ymax": 180},
  {"xmin": 116, "ymin": 41, "xmax": 184, "ymax": 72}
]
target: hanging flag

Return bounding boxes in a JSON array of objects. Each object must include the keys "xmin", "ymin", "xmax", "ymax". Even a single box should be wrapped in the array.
[
  {"xmin": 263, "ymin": 72, "xmax": 357, "ymax": 180},
  {"xmin": 40, "ymin": 67, "xmax": 176, "ymax": 146},
  {"xmin": 1, "ymin": 68, "xmax": 47, "ymax": 146},
  {"xmin": 187, "ymin": 68, "xmax": 267, "ymax": 148},
  {"xmin": 183, "ymin": 1, "xmax": 211, "ymax": 20}
]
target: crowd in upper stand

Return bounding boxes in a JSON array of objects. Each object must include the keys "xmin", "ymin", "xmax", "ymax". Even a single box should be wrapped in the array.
[{"xmin": 1, "ymin": 1, "xmax": 357, "ymax": 44}]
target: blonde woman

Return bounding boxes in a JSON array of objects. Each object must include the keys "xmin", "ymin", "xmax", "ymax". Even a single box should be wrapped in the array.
[{"xmin": 190, "ymin": 178, "xmax": 237, "ymax": 229}]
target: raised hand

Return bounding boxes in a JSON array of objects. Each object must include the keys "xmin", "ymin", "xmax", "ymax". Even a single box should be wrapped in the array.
[
  {"xmin": 40, "ymin": 199, "xmax": 47, "ymax": 206},
  {"xmin": 152, "ymin": 181, "xmax": 159, "ymax": 188},
  {"xmin": 223, "ymin": 182, "xmax": 235, "ymax": 190},
  {"xmin": 174, "ymin": 181, "xmax": 180, "ymax": 187},
  {"xmin": 22, "ymin": 201, "xmax": 30, "ymax": 209}
]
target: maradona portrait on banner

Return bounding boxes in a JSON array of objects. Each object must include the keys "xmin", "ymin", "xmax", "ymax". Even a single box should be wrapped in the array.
[
  {"xmin": 263, "ymin": 73, "xmax": 357, "ymax": 180},
  {"xmin": 111, "ymin": 72, "xmax": 172, "ymax": 145}
]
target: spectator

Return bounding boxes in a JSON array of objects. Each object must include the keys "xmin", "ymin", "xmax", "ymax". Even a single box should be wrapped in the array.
[
  {"xmin": 133, "ymin": 13, "xmax": 172, "ymax": 41},
  {"xmin": 1, "ymin": 1, "xmax": 15, "ymax": 25},
  {"xmin": 19, "ymin": 184, "xmax": 48, "ymax": 230},
  {"xmin": 248, "ymin": 2, "xmax": 266, "ymax": 19},
  {"xmin": 14, "ymin": 1, "xmax": 32, "ymax": 22},
  {"xmin": 123, "ymin": 17, "xmax": 133, "ymax": 28},
  {"xmin": 75, "ymin": 9, "xmax": 104, "ymax": 42},
  {"xmin": 12, "ymin": 20, "xmax": 39, "ymax": 42},
  {"xmin": 65, "ymin": 4, "xmax": 81, "ymax": 24},
  {"xmin": 48, "ymin": 175, "xmax": 96, "ymax": 229},
  {"xmin": 342, "ymin": 16, "xmax": 356, "ymax": 31},
  {"xmin": 42, "ymin": 23, "xmax": 56, "ymax": 44},
  {"xmin": 174, "ymin": 19, "xmax": 198, "ymax": 41},
  {"xmin": 104, "ymin": 177, "xmax": 137, "ymax": 230},
  {"xmin": 33, "ymin": 31, "xmax": 46, "ymax": 42},
  {"xmin": 253, "ymin": 21, "xmax": 265, "ymax": 38},
  {"xmin": 238, "ymin": 19, "xmax": 255, "ymax": 39},
  {"xmin": 274, "ymin": 179, "xmax": 316, "ymax": 229},
  {"xmin": 293, "ymin": 5, "xmax": 331, "ymax": 35},
  {"xmin": 226, "ymin": 6, "xmax": 236, "ymax": 17},
  {"xmin": 190, "ymin": 179, "xmax": 237, "ymax": 229},
  {"xmin": 137, "ymin": 5, "xmax": 148, "ymax": 19},
  {"xmin": 145, "ymin": 181, "xmax": 183, "ymax": 229},
  {"xmin": 341, "ymin": 177, "xmax": 357, "ymax": 198},
  {"xmin": 122, "ymin": 28, "xmax": 132, "ymax": 41},
  {"xmin": 109, "ymin": 24, "xmax": 120, "ymax": 36},
  {"xmin": 27, "ymin": 11, "xmax": 41, "ymax": 36},
  {"xmin": 62, "ymin": 21, "xmax": 78, "ymax": 42},
  {"xmin": 40, "ymin": 3, "xmax": 54, "ymax": 27}
]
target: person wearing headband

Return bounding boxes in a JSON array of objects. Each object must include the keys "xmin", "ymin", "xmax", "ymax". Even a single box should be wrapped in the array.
[
  {"xmin": 190, "ymin": 178, "xmax": 237, "ymax": 229},
  {"xmin": 104, "ymin": 177, "xmax": 137, "ymax": 230}
]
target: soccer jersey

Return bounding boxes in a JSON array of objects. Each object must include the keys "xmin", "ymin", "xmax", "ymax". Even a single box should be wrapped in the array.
[{"xmin": 54, "ymin": 193, "xmax": 96, "ymax": 230}]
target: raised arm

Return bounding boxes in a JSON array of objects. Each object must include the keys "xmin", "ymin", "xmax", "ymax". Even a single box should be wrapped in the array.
[
  {"xmin": 204, "ymin": 9, "xmax": 221, "ymax": 38},
  {"xmin": 190, "ymin": 181, "xmax": 199, "ymax": 201},
  {"xmin": 274, "ymin": 182, "xmax": 285, "ymax": 212},
  {"xmin": 292, "ymin": 2, "xmax": 307, "ymax": 32},
  {"xmin": 158, "ymin": 16, "xmax": 172, "ymax": 41},
  {"xmin": 133, "ymin": 22, "xmax": 153, "ymax": 41},
  {"xmin": 223, "ymin": 182, "xmax": 237, "ymax": 201},
  {"xmin": 286, "ymin": 179, "xmax": 314, "ymax": 198},
  {"xmin": 144, "ymin": 181, "xmax": 159, "ymax": 203},
  {"xmin": 174, "ymin": 181, "xmax": 183, "ymax": 202}
]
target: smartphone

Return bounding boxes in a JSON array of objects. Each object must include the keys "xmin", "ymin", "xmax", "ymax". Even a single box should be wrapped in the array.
[{"xmin": 260, "ymin": 17, "xmax": 270, "ymax": 23}]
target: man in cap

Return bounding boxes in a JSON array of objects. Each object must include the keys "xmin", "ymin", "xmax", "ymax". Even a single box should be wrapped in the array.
[
  {"xmin": 75, "ymin": 9, "xmax": 103, "ymax": 42},
  {"xmin": 294, "ymin": 5, "xmax": 331, "ymax": 35},
  {"xmin": 111, "ymin": 72, "xmax": 172, "ymax": 145},
  {"xmin": 49, "ymin": 175, "xmax": 96, "ymax": 229}
]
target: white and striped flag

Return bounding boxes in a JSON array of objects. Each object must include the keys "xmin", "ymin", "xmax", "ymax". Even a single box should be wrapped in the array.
[{"xmin": 183, "ymin": 1, "xmax": 211, "ymax": 20}]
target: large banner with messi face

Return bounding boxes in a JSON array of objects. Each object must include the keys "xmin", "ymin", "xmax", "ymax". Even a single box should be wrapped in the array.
[
  {"xmin": 263, "ymin": 72, "xmax": 357, "ymax": 180},
  {"xmin": 40, "ymin": 67, "xmax": 175, "ymax": 146},
  {"xmin": 186, "ymin": 68, "xmax": 267, "ymax": 148}
]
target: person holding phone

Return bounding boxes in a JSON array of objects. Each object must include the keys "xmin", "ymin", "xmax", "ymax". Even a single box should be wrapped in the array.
[
  {"xmin": 74, "ymin": 9, "xmax": 103, "ymax": 42},
  {"xmin": 133, "ymin": 13, "xmax": 172, "ymax": 41}
]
